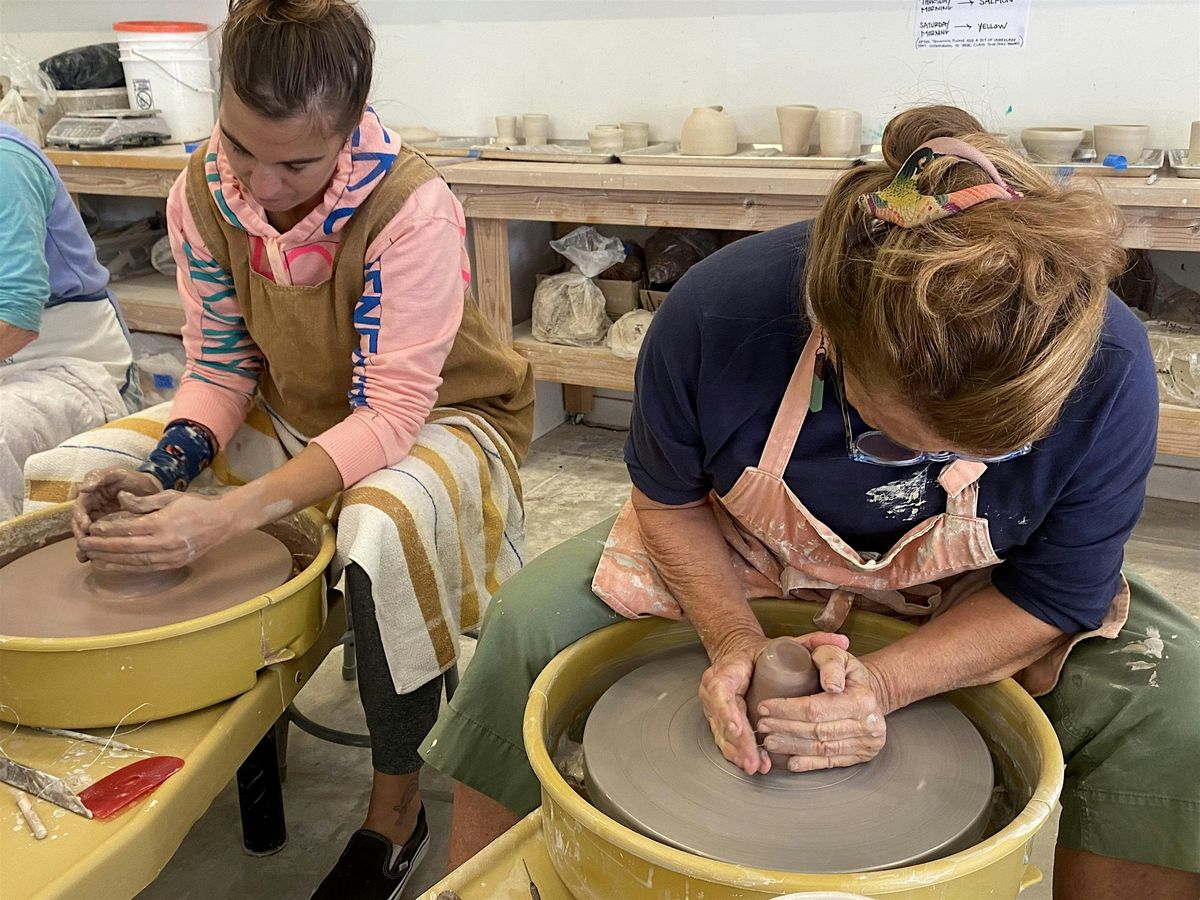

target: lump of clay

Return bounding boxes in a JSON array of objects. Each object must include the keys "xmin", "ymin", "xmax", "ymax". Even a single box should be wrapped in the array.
[
  {"xmin": 745, "ymin": 637, "xmax": 821, "ymax": 768},
  {"xmin": 608, "ymin": 309, "xmax": 654, "ymax": 359},
  {"xmin": 532, "ymin": 273, "xmax": 609, "ymax": 347},
  {"xmin": 398, "ymin": 125, "xmax": 439, "ymax": 144}
]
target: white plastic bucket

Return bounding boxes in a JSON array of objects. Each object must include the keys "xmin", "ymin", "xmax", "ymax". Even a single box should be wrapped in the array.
[{"xmin": 113, "ymin": 21, "xmax": 215, "ymax": 144}]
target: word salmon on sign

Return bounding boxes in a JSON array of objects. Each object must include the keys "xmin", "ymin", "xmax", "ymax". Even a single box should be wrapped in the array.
[{"xmin": 915, "ymin": 0, "xmax": 1032, "ymax": 49}]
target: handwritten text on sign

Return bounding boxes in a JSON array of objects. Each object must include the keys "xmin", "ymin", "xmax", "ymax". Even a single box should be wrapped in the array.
[{"xmin": 916, "ymin": 0, "xmax": 1032, "ymax": 49}]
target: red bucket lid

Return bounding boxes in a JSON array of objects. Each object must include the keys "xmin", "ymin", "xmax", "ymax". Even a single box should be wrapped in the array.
[{"xmin": 114, "ymin": 21, "xmax": 208, "ymax": 33}]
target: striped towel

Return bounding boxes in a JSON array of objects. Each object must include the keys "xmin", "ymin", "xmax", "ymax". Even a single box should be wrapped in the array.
[{"xmin": 23, "ymin": 403, "xmax": 523, "ymax": 692}]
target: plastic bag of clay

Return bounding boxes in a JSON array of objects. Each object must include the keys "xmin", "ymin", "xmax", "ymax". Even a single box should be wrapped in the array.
[
  {"xmin": 644, "ymin": 227, "xmax": 722, "ymax": 287},
  {"xmin": 532, "ymin": 273, "xmax": 609, "ymax": 347},
  {"xmin": 0, "ymin": 86, "xmax": 41, "ymax": 143},
  {"xmin": 1145, "ymin": 319, "xmax": 1200, "ymax": 408},
  {"xmin": 39, "ymin": 43, "xmax": 125, "ymax": 91},
  {"xmin": 549, "ymin": 226, "xmax": 627, "ymax": 279},
  {"xmin": 92, "ymin": 214, "xmax": 168, "ymax": 281},
  {"xmin": 608, "ymin": 309, "xmax": 654, "ymax": 359},
  {"xmin": 150, "ymin": 235, "xmax": 177, "ymax": 278}
]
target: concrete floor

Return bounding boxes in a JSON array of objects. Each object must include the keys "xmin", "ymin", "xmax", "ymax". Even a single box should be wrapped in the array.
[{"xmin": 138, "ymin": 423, "xmax": 1199, "ymax": 900}]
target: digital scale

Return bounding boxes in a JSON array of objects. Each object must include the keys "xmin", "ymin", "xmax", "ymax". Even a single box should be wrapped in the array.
[{"xmin": 46, "ymin": 108, "xmax": 171, "ymax": 150}]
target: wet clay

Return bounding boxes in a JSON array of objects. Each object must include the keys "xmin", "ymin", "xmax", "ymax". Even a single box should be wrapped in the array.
[
  {"xmin": 583, "ymin": 644, "xmax": 994, "ymax": 873},
  {"xmin": 0, "ymin": 530, "xmax": 293, "ymax": 638},
  {"xmin": 745, "ymin": 637, "xmax": 821, "ymax": 768}
]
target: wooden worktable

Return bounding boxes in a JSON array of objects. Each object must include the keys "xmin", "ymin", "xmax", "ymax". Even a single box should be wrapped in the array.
[{"xmin": 46, "ymin": 148, "xmax": 1200, "ymax": 458}]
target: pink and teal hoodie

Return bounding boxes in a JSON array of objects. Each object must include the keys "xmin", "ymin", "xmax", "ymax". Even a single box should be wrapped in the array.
[{"xmin": 166, "ymin": 107, "xmax": 470, "ymax": 486}]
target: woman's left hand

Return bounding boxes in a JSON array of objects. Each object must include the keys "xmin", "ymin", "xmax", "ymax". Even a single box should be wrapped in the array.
[
  {"xmin": 753, "ymin": 645, "xmax": 888, "ymax": 773},
  {"xmin": 76, "ymin": 491, "xmax": 239, "ymax": 572}
]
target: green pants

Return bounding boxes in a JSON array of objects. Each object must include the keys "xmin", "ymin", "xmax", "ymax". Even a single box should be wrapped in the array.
[{"xmin": 419, "ymin": 517, "xmax": 1200, "ymax": 873}]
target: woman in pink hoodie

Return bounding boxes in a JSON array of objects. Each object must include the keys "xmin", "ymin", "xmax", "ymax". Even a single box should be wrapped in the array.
[{"xmin": 65, "ymin": 1, "xmax": 532, "ymax": 895}]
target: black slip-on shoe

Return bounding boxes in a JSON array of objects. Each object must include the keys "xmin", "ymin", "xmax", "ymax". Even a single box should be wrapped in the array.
[{"xmin": 311, "ymin": 805, "xmax": 429, "ymax": 900}]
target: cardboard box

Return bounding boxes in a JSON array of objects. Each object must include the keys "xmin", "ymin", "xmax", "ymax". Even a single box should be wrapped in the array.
[
  {"xmin": 536, "ymin": 269, "xmax": 643, "ymax": 320},
  {"xmin": 640, "ymin": 289, "xmax": 669, "ymax": 311}
]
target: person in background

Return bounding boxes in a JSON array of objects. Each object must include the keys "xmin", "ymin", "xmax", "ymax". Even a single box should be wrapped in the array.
[
  {"xmin": 23, "ymin": 1, "xmax": 533, "ymax": 897},
  {"xmin": 0, "ymin": 121, "xmax": 137, "ymax": 521}
]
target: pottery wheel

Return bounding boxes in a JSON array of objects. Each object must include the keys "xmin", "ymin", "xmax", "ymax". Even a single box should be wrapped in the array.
[
  {"xmin": 0, "ymin": 530, "xmax": 293, "ymax": 638},
  {"xmin": 583, "ymin": 645, "xmax": 994, "ymax": 873}
]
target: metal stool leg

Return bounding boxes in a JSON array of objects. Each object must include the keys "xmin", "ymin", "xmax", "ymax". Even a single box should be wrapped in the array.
[{"xmin": 237, "ymin": 720, "xmax": 288, "ymax": 856}]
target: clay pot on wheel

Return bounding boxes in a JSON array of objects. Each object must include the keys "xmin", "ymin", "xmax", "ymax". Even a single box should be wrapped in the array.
[{"xmin": 681, "ymin": 106, "xmax": 737, "ymax": 156}]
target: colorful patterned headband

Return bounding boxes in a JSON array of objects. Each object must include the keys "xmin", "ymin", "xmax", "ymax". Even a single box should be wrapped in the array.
[{"xmin": 854, "ymin": 137, "xmax": 1021, "ymax": 239}]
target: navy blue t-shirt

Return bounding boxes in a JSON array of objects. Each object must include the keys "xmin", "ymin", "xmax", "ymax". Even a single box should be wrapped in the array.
[{"xmin": 627, "ymin": 221, "xmax": 1159, "ymax": 633}]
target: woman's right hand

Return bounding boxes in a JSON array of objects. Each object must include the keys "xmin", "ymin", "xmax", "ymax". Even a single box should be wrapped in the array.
[
  {"xmin": 699, "ymin": 631, "xmax": 852, "ymax": 776},
  {"xmin": 71, "ymin": 468, "xmax": 164, "ymax": 555}
]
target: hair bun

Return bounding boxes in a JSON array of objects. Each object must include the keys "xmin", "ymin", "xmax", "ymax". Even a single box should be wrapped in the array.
[
  {"xmin": 880, "ymin": 105, "xmax": 986, "ymax": 170},
  {"xmin": 229, "ymin": 0, "xmax": 338, "ymax": 26}
]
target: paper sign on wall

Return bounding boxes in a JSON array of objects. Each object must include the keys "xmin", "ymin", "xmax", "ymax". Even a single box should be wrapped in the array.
[{"xmin": 916, "ymin": 0, "xmax": 1032, "ymax": 49}]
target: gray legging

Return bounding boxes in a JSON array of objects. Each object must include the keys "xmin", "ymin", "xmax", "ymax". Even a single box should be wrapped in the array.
[{"xmin": 346, "ymin": 564, "xmax": 443, "ymax": 775}]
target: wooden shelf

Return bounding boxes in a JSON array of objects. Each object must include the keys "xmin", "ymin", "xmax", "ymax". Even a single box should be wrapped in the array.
[
  {"xmin": 1159, "ymin": 403, "xmax": 1200, "ymax": 459},
  {"xmin": 512, "ymin": 321, "xmax": 635, "ymax": 392},
  {"xmin": 111, "ymin": 272, "xmax": 185, "ymax": 335}
]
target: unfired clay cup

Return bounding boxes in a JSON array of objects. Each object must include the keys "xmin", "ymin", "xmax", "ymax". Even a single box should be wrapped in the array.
[
  {"xmin": 522, "ymin": 113, "xmax": 549, "ymax": 146},
  {"xmin": 1188, "ymin": 120, "xmax": 1200, "ymax": 163},
  {"xmin": 495, "ymin": 115, "xmax": 518, "ymax": 145},
  {"xmin": 621, "ymin": 121, "xmax": 650, "ymax": 149},
  {"xmin": 1020, "ymin": 127, "xmax": 1084, "ymax": 163},
  {"xmin": 588, "ymin": 125, "xmax": 624, "ymax": 154},
  {"xmin": 1093, "ymin": 124, "xmax": 1149, "ymax": 163},
  {"xmin": 819, "ymin": 108, "xmax": 862, "ymax": 157},
  {"xmin": 777, "ymin": 105, "xmax": 818, "ymax": 156}
]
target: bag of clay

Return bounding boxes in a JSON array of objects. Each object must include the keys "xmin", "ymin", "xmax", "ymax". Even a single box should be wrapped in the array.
[
  {"xmin": 608, "ymin": 309, "xmax": 654, "ymax": 359},
  {"xmin": 0, "ymin": 86, "xmax": 40, "ymax": 143},
  {"xmin": 549, "ymin": 226, "xmax": 627, "ymax": 278},
  {"xmin": 532, "ymin": 273, "xmax": 609, "ymax": 347},
  {"xmin": 645, "ymin": 227, "xmax": 722, "ymax": 287}
]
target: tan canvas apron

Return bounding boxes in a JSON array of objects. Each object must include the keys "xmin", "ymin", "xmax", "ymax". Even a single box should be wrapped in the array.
[
  {"xmin": 594, "ymin": 329, "xmax": 1129, "ymax": 695},
  {"xmin": 185, "ymin": 142, "xmax": 534, "ymax": 460}
]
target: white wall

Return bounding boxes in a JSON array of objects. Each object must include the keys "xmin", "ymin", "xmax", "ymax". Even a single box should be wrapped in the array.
[
  {"xmin": 4, "ymin": 0, "xmax": 1198, "ymax": 148},
  {"xmin": 4, "ymin": 0, "xmax": 1199, "ymax": 438}
]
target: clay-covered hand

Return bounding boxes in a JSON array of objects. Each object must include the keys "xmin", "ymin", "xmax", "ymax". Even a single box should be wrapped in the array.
[
  {"xmin": 71, "ymin": 467, "xmax": 164, "ymax": 557},
  {"xmin": 76, "ymin": 490, "xmax": 238, "ymax": 572},
  {"xmin": 753, "ymin": 646, "xmax": 888, "ymax": 772},
  {"xmin": 700, "ymin": 631, "xmax": 851, "ymax": 776}
]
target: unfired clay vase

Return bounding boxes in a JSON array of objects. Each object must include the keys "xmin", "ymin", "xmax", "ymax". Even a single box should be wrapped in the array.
[
  {"xmin": 495, "ymin": 114, "xmax": 518, "ymax": 145},
  {"xmin": 819, "ymin": 108, "xmax": 862, "ymax": 157},
  {"xmin": 523, "ymin": 113, "xmax": 549, "ymax": 146},
  {"xmin": 1188, "ymin": 120, "xmax": 1200, "ymax": 163},
  {"xmin": 776, "ymin": 105, "xmax": 818, "ymax": 156},
  {"xmin": 588, "ymin": 125, "xmax": 624, "ymax": 154},
  {"xmin": 1020, "ymin": 127, "xmax": 1084, "ymax": 163},
  {"xmin": 621, "ymin": 121, "xmax": 650, "ymax": 150},
  {"xmin": 680, "ymin": 106, "xmax": 737, "ymax": 156},
  {"xmin": 1093, "ymin": 124, "xmax": 1150, "ymax": 162},
  {"xmin": 397, "ymin": 125, "xmax": 439, "ymax": 144}
]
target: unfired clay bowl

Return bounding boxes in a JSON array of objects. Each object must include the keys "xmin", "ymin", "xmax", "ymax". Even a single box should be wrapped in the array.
[
  {"xmin": 1093, "ymin": 124, "xmax": 1149, "ymax": 162},
  {"xmin": 680, "ymin": 106, "xmax": 737, "ymax": 156},
  {"xmin": 588, "ymin": 125, "xmax": 625, "ymax": 154},
  {"xmin": 1020, "ymin": 127, "xmax": 1084, "ymax": 163},
  {"xmin": 398, "ymin": 125, "xmax": 439, "ymax": 144}
]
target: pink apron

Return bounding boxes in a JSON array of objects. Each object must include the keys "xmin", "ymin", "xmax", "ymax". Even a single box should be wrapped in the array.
[{"xmin": 593, "ymin": 330, "xmax": 1128, "ymax": 695}]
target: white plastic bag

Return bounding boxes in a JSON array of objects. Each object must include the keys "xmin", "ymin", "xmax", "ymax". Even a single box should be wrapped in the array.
[
  {"xmin": 0, "ymin": 86, "xmax": 41, "ymax": 143},
  {"xmin": 549, "ymin": 226, "xmax": 626, "ymax": 278},
  {"xmin": 532, "ymin": 273, "xmax": 609, "ymax": 347},
  {"xmin": 608, "ymin": 310, "xmax": 654, "ymax": 359}
]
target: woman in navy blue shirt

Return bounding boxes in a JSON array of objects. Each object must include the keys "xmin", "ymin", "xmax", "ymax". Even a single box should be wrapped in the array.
[{"xmin": 423, "ymin": 106, "xmax": 1198, "ymax": 899}]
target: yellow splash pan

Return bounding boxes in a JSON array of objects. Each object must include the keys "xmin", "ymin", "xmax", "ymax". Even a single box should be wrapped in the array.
[
  {"xmin": 0, "ymin": 503, "xmax": 335, "ymax": 729},
  {"xmin": 525, "ymin": 601, "xmax": 1063, "ymax": 899}
]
